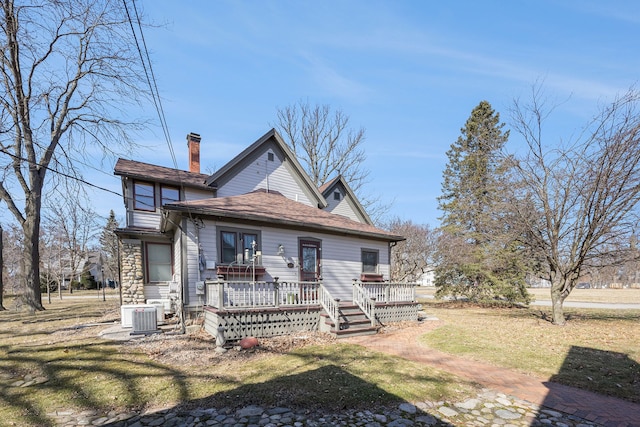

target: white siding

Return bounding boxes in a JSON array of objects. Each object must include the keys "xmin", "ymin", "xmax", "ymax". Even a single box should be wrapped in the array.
[
  {"xmin": 128, "ymin": 186, "xmax": 213, "ymax": 230},
  {"xmin": 217, "ymin": 150, "xmax": 313, "ymax": 206},
  {"xmin": 198, "ymin": 219, "xmax": 218, "ymax": 280},
  {"xmin": 144, "ymin": 284, "xmax": 171, "ymax": 300},
  {"xmin": 184, "ymin": 188, "xmax": 214, "ymax": 202},
  {"xmin": 186, "ymin": 220, "xmax": 392, "ymax": 302},
  {"xmin": 131, "ymin": 211, "xmax": 162, "ymax": 229},
  {"xmin": 183, "ymin": 219, "xmax": 204, "ymax": 307},
  {"xmin": 223, "ymin": 225, "xmax": 390, "ymax": 301},
  {"xmin": 325, "ymin": 196, "xmax": 361, "ymax": 223},
  {"xmin": 182, "ymin": 218, "xmax": 222, "ymax": 308}
]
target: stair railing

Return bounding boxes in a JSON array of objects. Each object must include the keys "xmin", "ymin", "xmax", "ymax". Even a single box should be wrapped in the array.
[
  {"xmin": 319, "ymin": 283, "xmax": 341, "ymax": 331},
  {"xmin": 352, "ymin": 281, "xmax": 376, "ymax": 327}
]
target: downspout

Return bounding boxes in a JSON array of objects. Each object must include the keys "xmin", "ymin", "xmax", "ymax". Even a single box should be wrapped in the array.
[
  {"xmin": 179, "ymin": 217, "xmax": 188, "ymax": 334},
  {"xmin": 389, "ymin": 241, "xmax": 397, "ymax": 281}
]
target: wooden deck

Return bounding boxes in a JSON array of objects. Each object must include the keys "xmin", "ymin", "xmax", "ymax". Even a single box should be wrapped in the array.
[{"xmin": 203, "ymin": 280, "xmax": 421, "ymax": 340}]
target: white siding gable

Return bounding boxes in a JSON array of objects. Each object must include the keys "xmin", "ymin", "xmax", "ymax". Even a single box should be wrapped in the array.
[
  {"xmin": 324, "ymin": 189, "xmax": 362, "ymax": 223},
  {"xmin": 216, "ymin": 146, "xmax": 314, "ymax": 206}
]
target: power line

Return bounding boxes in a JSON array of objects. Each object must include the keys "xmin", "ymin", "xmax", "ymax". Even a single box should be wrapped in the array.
[
  {"xmin": 123, "ymin": 0, "xmax": 178, "ymax": 169},
  {"xmin": 0, "ymin": 147, "xmax": 121, "ymax": 197}
]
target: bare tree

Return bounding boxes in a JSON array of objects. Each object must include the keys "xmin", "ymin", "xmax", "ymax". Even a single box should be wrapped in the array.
[
  {"xmin": 0, "ymin": 0, "xmax": 148, "ymax": 310},
  {"xmin": 386, "ymin": 218, "xmax": 437, "ymax": 282},
  {"xmin": 41, "ymin": 192, "xmax": 99, "ymax": 296},
  {"xmin": 275, "ymin": 101, "xmax": 368, "ymax": 190},
  {"xmin": 508, "ymin": 85, "xmax": 640, "ymax": 324},
  {"xmin": 0, "ymin": 224, "xmax": 4, "ymax": 310},
  {"xmin": 0, "ymin": 223, "xmax": 23, "ymax": 298}
]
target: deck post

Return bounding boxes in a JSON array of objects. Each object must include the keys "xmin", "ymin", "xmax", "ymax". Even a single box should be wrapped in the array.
[
  {"xmin": 217, "ymin": 278, "xmax": 225, "ymax": 309},
  {"xmin": 274, "ymin": 277, "xmax": 280, "ymax": 308},
  {"xmin": 385, "ymin": 280, "xmax": 391, "ymax": 303}
]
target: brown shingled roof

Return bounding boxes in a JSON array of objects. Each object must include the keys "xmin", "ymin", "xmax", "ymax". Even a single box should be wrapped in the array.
[
  {"xmin": 164, "ymin": 190, "xmax": 404, "ymax": 242},
  {"xmin": 114, "ymin": 158, "xmax": 213, "ymax": 190}
]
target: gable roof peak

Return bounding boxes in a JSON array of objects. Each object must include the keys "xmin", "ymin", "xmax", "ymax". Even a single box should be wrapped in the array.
[{"xmin": 205, "ymin": 128, "xmax": 327, "ymax": 208}]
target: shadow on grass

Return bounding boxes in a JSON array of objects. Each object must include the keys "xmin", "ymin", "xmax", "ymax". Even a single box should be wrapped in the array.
[
  {"xmin": 0, "ymin": 340, "xmax": 206, "ymax": 427},
  {"xmin": 540, "ymin": 346, "xmax": 640, "ymax": 425},
  {"xmin": 104, "ymin": 364, "xmax": 456, "ymax": 426}
]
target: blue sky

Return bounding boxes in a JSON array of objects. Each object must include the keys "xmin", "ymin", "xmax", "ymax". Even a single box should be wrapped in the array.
[{"xmin": 86, "ymin": 0, "xmax": 640, "ymax": 227}]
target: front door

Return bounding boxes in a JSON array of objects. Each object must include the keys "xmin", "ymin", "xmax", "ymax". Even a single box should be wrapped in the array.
[{"xmin": 299, "ymin": 239, "xmax": 321, "ymax": 282}]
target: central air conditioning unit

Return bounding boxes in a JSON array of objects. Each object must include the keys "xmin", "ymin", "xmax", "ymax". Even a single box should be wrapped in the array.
[{"xmin": 130, "ymin": 306, "xmax": 160, "ymax": 335}]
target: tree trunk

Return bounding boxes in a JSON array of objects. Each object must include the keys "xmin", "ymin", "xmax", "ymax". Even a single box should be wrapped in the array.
[
  {"xmin": 22, "ymin": 195, "xmax": 44, "ymax": 312},
  {"xmin": 0, "ymin": 224, "xmax": 5, "ymax": 311},
  {"xmin": 550, "ymin": 283, "xmax": 567, "ymax": 325}
]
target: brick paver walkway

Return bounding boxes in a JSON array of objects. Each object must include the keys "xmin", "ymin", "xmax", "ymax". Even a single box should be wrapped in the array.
[{"xmin": 345, "ymin": 321, "xmax": 640, "ymax": 427}]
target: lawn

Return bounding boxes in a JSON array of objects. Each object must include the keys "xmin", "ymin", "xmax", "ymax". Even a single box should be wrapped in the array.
[
  {"xmin": 420, "ymin": 302, "xmax": 640, "ymax": 403},
  {"xmin": 417, "ymin": 286, "xmax": 640, "ymax": 304},
  {"xmin": 526, "ymin": 287, "xmax": 640, "ymax": 304},
  {"xmin": 0, "ymin": 296, "xmax": 477, "ymax": 427},
  {"xmin": 2, "ymin": 290, "xmax": 639, "ymax": 427}
]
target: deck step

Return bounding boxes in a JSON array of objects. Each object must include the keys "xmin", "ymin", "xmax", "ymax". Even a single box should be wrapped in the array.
[
  {"xmin": 334, "ymin": 326, "xmax": 378, "ymax": 338},
  {"xmin": 321, "ymin": 304, "xmax": 379, "ymax": 339}
]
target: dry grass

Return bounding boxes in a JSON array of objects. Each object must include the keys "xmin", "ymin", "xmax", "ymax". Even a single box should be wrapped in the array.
[
  {"xmin": 526, "ymin": 287, "xmax": 640, "ymax": 304},
  {"xmin": 0, "ymin": 296, "xmax": 477, "ymax": 427},
  {"xmin": 421, "ymin": 302, "xmax": 640, "ymax": 403},
  {"xmin": 417, "ymin": 286, "xmax": 640, "ymax": 304}
]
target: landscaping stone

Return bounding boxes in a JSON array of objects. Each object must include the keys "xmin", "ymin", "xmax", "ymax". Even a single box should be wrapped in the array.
[{"xmin": 46, "ymin": 391, "xmax": 604, "ymax": 427}]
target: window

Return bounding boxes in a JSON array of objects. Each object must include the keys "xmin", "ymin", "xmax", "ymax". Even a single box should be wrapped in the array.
[
  {"xmin": 334, "ymin": 191, "xmax": 341, "ymax": 201},
  {"xmin": 145, "ymin": 242, "xmax": 173, "ymax": 282},
  {"xmin": 219, "ymin": 229, "xmax": 260, "ymax": 264},
  {"xmin": 267, "ymin": 152, "xmax": 274, "ymax": 161},
  {"xmin": 221, "ymin": 231, "xmax": 237, "ymax": 264},
  {"xmin": 134, "ymin": 181, "xmax": 155, "ymax": 211},
  {"xmin": 161, "ymin": 185, "xmax": 180, "ymax": 205},
  {"xmin": 362, "ymin": 249, "xmax": 378, "ymax": 273}
]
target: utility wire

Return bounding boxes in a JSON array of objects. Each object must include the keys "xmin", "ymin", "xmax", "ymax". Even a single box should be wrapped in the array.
[
  {"xmin": 123, "ymin": 0, "xmax": 178, "ymax": 169},
  {"xmin": 0, "ymin": 147, "xmax": 121, "ymax": 197}
]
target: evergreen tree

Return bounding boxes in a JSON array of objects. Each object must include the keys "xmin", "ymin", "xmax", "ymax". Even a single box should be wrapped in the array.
[
  {"xmin": 99, "ymin": 210, "xmax": 119, "ymax": 285},
  {"xmin": 436, "ymin": 101, "xmax": 530, "ymax": 304}
]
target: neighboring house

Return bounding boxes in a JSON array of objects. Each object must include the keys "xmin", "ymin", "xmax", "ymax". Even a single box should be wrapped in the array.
[
  {"xmin": 419, "ymin": 269, "xmax": 436, "ymax": 287},
  {"xmin": 114, "ymin": 129, "xmax": 419, "ymax": 339}
]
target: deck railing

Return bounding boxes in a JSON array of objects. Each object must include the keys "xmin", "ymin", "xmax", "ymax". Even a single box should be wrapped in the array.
[
  {"xmin": 206, "ymin": 279, "xmax": 321, "ymax": 309},
  {"xmin": 359, "ymin": 281, "xmax": 417, "ymax": 303},
  {"xmin": 352, "ymin": 282, "xmax": 376, "ymax": 326},
  {"xmin": 206, "ymin": 279, "xmax": 417, "ymax": 312},
  {"xmin": 318, "ymin": 284, "xmax": 340, "ymax": 330}
]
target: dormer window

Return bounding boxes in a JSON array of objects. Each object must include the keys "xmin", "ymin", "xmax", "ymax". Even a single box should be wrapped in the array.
[{"xmin": 334, "ymin": 191, "xmax": 341, "ymax": 201}]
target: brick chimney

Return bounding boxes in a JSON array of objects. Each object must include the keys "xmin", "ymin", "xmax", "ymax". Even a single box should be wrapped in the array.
[{"xmin": 187, "ymin": 132, "xmax": 201, "ymax": 173}]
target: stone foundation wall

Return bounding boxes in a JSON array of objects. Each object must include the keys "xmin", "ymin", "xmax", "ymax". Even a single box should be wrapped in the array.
[{"xmin": 120, "ymin": 239, "xmax": 145, "ymax": 304}]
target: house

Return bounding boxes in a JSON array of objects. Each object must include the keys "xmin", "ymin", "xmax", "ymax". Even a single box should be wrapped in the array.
[{"xmin": 114, "ymin": 129, "xmax": 420, "ymax": 339}]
